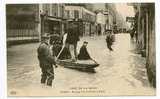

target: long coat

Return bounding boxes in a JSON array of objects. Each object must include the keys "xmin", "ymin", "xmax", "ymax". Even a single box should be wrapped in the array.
[
  {"xmin": 37, "ymin": 42, "xmax": 56, "ymax": 68},
  {"xmin": 78, "ymin": 45, "xmax": 91, "ymax": 60},
  {"xmin": 106, "ymin": 34, "xmax": 114, "ymax": 45}
]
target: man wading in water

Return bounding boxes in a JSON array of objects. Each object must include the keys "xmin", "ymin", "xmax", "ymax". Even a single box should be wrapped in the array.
[
  {"xmin": 37, "ymin": 33, "xmax": 58, "ymax": 87},
  {"xmin": 106, "ymin": 31, "xmax": 115, "ymax": 51}
]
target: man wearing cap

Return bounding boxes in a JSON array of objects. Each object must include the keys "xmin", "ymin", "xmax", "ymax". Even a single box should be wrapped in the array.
[
  {"xmin": 37, "ymin": 33, "xmax": 57, "ymax": 87},
  {"xmin": 78, "ymin": 41, "xmax": 91, "ymax": 60}
]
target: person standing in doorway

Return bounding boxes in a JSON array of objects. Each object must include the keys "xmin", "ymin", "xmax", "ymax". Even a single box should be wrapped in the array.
[{"xmin": 37, "ymin": 33, "xmax": 58, "ymax": 87}]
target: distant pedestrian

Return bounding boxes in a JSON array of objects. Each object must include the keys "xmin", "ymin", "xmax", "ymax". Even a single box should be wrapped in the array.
[
  {"xmin": 37, "ymin": 33, "xmax": 58, "ymax": 87},
  {"xmin": 106, "ymin": 31, "xmax": 114, "ymax": 51}
]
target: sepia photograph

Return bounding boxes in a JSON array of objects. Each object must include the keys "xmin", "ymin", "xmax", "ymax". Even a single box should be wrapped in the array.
[{"xmin": 6, "ymin": 3, "xmax": 156, "ymax": 96}]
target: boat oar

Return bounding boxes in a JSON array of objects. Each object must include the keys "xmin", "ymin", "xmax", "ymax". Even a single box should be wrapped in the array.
[
  {"xmin": 56, "ymin": 33, "xmax": 68, "ymax": 60},
  {"xmin": 90, "ymin": 58, "xmax": 98, "ymax": 64},
  {"xmin": 56, "ymin": 45, "xmax": 65, "ymax": 60}
]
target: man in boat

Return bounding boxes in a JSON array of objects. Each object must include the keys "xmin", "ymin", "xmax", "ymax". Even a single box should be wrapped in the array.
[
  {"xmin": 78, "ymin": 41, "xmax": 91, "ymax": 60},
  {"xmin": 65, "ymin": 23, "xmax": 80, "ymax": 62},
  {"xmin": 37, "ymin": 33, "xmax": 58, "ymax": 87}
]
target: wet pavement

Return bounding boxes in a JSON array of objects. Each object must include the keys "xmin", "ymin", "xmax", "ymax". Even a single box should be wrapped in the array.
[{"xmin": 7, "ymin": 33, "xmax": 155, "ymax": 96}]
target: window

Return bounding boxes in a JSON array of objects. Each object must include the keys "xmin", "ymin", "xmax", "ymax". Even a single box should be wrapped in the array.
[{"xmin": 74, "ymin": 10, "xmax": 79, "ymax": 19}]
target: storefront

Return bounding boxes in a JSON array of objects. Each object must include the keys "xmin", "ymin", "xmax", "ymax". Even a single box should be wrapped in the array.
[
  {"xmin": 67, "ymin": 19, "xmax": 83, "ymax": 37},
  {"xmin": 42, "ymin": 16, "xmax": 64, "ymax": 36}
]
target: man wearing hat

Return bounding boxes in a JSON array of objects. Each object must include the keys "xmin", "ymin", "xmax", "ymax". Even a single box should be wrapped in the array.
[
  {"xmin": 37, "ymin": 33, "xmax": 57, "ymax": 87},
  {"xmin": 78, "ymin": 41, "xmax": 91, "ymax": 60}
]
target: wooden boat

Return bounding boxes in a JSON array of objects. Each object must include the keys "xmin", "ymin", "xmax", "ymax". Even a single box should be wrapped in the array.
[{"xmin": 57, "ymin": 59, "xmax": 99, "ymax": 70}]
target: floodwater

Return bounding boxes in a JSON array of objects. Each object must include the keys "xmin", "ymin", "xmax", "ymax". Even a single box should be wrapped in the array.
[{"xmin": 7, "ymin": 33, "xmax": 155, "ymax": 96}]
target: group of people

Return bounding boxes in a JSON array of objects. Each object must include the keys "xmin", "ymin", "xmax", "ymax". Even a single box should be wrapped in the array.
[
  {"xmin": 37, "ymin": 23, "xmax": 115, "ymax": 87},
  {"xmin": 37, "ymin": 24, "xmax": 91, "ymax": 87}
]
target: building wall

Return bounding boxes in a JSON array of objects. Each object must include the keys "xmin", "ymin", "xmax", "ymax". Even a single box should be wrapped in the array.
[
  {"xmin": 136, "ymin": 5, "xmax": 146, "ymax": 51},
  {"xmin": 64, "ymin": 6, "xmax": 83, "ymax": 19},
  {"xmin": 40, "ymin": 4, "xmax": 65, "ymax": 36},
  {"xmin": 6, "ymin": 4, "xmax": 40, "ymax": 45},
  {"xmin": 146, "ymin": 4, "xmax": 156, "ymax": 88},
  {"xmin": 134, "ymin": 3, "xmax": 156, "ymax": 87},
  {"xmin": 108, "ymin": 14, "xmax": 114, "ymax": 30},
  {"xmin": 6, "ymin": 4, "xmax": 66, "ymax": 45},
  {"xmin": 82, "ymin": 8, "xmax": 96, "ymax": 36},
  {"xmin": 96, "ymin": 12, "xmax": 105, "ymax": 25},
  {"xmin": 64, "ymin": 5, "xmax": 96, "ymax": 36},
  {"xmin": 96, "ymin": 12, "xmax": 106, "ymax": 35}
]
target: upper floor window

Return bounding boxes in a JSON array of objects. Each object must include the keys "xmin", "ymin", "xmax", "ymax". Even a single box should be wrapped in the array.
[{"xmin": 74, "ymin": 10, "xmax": 79, "ymax": 19}]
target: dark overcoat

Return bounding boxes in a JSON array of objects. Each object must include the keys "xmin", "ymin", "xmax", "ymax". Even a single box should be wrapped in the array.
[
  {"xmin": 66, "ymin": 28, "xmax": 80, "ymax": 44},
  {"xmin": 37, "ymin": 42, "xmax": 56, "ymax": 68},
  {"xmin": 78, "ymin": 45, "xmax": 91, "ymax": 60}
]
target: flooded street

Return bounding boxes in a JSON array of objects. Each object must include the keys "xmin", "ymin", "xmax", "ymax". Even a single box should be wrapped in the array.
[{"xmin": 7, "ymin": 34, "xmax": 155, "ymax": 96}]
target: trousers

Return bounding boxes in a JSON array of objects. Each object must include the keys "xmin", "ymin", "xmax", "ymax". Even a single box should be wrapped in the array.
[
  {"xmin": 68, "ymin": 43, "xmax": 77, "ymax": 60},
  {"xmin": 107, "ymin": 43, "xmax": 113, "ymax": 51},
  {"xmin": 41, "ymin": 66, "xmax": 54, "ymax": 86}
]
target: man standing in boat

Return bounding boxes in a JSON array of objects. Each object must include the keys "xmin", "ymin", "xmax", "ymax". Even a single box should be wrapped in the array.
[
  {"xmin": 37, "ymin": 33, "xmax": 57, "ymax": 87},
  {"xmin": 65, "ymin": 22, "xmax": 80, "ymax": 62}
]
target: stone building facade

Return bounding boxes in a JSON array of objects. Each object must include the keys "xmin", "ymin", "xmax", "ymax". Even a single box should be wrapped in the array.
[
  {"xmin": 133, "ymin": 3, "xmax": 156, "ymax": 87},
  {"xmin": 40, "ymin": 4, "xmax": 65, "ymax": 36},
  {"xmin": 6, "ymin": 4, "xmax": 40, "ymax": 45},
  {"xmin": 64, "ymin": 4, "xmax": 96, "ymax": 36}
]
